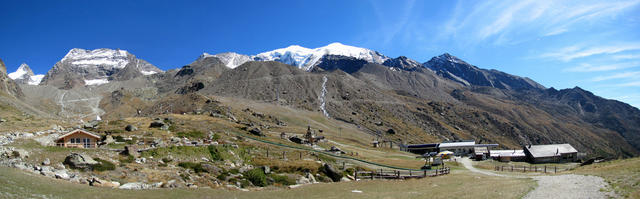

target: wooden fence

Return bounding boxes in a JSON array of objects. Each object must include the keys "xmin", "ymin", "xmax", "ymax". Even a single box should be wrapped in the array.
[
  {"xmin": 355, "ymin": 167, "xmax": 450, "ymax": 180},
  {"xmin": 493, "ymin": 165, "xmax": 569, "ymax": 173}
]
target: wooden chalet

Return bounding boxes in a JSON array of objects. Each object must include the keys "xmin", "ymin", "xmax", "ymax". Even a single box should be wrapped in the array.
[{"xmin": 56, "ymin": 129, "xmax": 100, "ymax": 148}]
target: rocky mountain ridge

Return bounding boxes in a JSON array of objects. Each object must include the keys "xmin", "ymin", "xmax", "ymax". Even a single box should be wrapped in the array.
[
  {"xmin": 6, "ymin": 44, "xmax": 640, "ymax": 158},
  {"xmin": 39, "ymin": 48, "xmax": 163, "ymax": 89}
]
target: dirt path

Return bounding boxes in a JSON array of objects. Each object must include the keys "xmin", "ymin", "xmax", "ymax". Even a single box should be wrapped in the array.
[{"xmin": 459, "ymin": 157, "xmax": 615, "ymax": 199}]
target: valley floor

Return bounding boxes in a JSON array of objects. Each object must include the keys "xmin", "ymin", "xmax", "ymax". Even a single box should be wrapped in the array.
[
  {"xmin": 0, "ymin": 165, "xmax": 533, "ymax": 199},
  {"xmin": 3, "ymin": 155, "xmax": 637, "ymax": 198}
]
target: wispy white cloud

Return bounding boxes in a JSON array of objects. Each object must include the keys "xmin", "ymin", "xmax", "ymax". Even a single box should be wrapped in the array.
[
  {"xmin": 440, "ymin": 0, "xmax": 640, "ymax": 45},
  {"xmin": 591, "ymin": 71, "xmax": 640, "ymax": 81},
  {"xmin": 542, "ymin": 43, "xmax": 640, "ymax": 61},
  {"xmin": 616, "ymin": 81, "xmax": 640, "ymax": 87},
  {"xmin": 564, "ymin": 62, "xmax": 640, "ymax": 72},
  {"xmin": 612, "ymin": 54, "xmax": 640, "ymax": 60}
]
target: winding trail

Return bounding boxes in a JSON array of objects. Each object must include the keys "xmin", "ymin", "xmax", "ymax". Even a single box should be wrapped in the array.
[{"xmin": 459, "ymin": 157, "xmax": 615, "ymax": 199}]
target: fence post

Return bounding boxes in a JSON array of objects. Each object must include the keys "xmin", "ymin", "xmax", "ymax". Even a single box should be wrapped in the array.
[
  {"xmin": 534, "ymin": 166, "xmax": 537, "ymax": 172},
  {"xmin": 511, "ymin": 165, "xmax": 513, "ymax": 172},
  {"xmin": 266, "ymin": 149, "xmax": 269, "ymax": 158},
  {"xmin": 371, "ymin": 171, "xmax": 374, "ymax": 180},
  {"xmin": 396, "ymin": 170, "xmax": 400, "ymax": 179},
  {"xmin": 282, "ymin": 151, "xmax": 286, "ymax": 159},
  {"xmin": 299, "ymin": 151, "xmax": 302, "ymax": 160},
  {"xmin": 554, "ymin": 166, "xmax": 557, "ymax": 173},
  {"xmin": 544, "ymin": 165, "xmax": 547, "ymax": 173},
  {"xmin": 342, "ymin": 162, "xmax": 345, "ymax": 170},
  {"xmin": 424, "ymin": 170, "xmax": 427, "ymax": 177},
  {"xmin": 409, "ymin": 170, "xmax": 412, "ymax": 177},
  {"xmin": 355, "ymin": 169, "xmax": 358, "ymax": 180}
]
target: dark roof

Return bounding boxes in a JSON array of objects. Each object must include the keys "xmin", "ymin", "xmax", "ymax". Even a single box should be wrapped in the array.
[{"xmin": 406, "ymin": 143, "xmax": 439, "ymax": 149}]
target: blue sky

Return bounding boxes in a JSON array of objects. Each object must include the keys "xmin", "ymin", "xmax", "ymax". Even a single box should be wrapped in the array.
[{"xmin": 1, "ymin": 0, "xmax": 640, "ymax": 107}]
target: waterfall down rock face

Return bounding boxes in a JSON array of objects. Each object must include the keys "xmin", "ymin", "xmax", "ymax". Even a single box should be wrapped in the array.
[{"xmin": 319, "ymin": 75, "xmax": 330, "ymax": 118}]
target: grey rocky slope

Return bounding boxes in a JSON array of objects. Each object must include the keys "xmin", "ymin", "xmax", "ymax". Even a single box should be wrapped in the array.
[
  {"xmin": 424, "ymin": 53, "xmax": 545, "ymax": 91},
  {"xmin": 40, "ymin": 48, "xmax": 162, "ymax": 89},
  {"xmin": 0, "ymin": 58, "xmax": 23, "ymax": 98}
]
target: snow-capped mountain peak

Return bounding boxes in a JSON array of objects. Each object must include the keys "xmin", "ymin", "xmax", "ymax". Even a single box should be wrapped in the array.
[
  {"xmin": 254, "ymin": 42, "xmax": 389, "ymax": 71},
  {"xmin": 61, "ymin": 48, "xmax": 130, "ymax": 69},
  {"xmin": 8, "ymin": 63, "xmax": 34, "ymax": 79},
  {"xmin": 40, "ymin": 48, "xmax": 162, "ymax": 89},
  {"xmin": 8, "ymin": 63, "xmax": 44, "ymax": 85}
]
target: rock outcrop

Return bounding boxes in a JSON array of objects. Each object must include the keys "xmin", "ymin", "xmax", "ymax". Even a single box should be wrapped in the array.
[{"xmin": 63, "ymin": 153, "xmax": 98, "ymax": 169}]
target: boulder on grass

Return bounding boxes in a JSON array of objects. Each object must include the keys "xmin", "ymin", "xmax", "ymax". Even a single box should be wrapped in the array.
[
  {"xmin": 63, "ymin": 153, "xmax": 98, "ymax": 169},
  {"xmin": 125, "ymin": 125, "xmax": 138, "ymax": 132},
  {"xmin": 104, "ymin": 135, "xmax": 115, "ymax": 145},
  {"xmin": 54, "ymin": 170, "xmax": 70, "ymax": 180},
  {"xmin": 119, "ymin": 182, "xmax": 151, "ymax": 190},
  {"xmin": 11, "ymin": 149, "xmax": 29, "ymax": 159},
  {"xmin": 321, "ymin": 163, "xmax": 343, "ymax": 182},
  {"xmin": 121, "ymin": 145, "xmax": 140, "ymax": 158},
  {"xmin": 149, "ymin": 120, "xmax": 166, "ymax": 128},
  {"xmin": 90, "ymin": 177, "xmax": 120, "ymax": 188},
  {"xmin": 249, "ymin": 128, "xmax": 264, "ymax": 136}
]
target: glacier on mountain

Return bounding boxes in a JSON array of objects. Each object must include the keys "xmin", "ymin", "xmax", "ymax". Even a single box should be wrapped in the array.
[
  {"xmin": 63, "ymin": 48, "xmax": 130, "ymax": 68},
  {"xmin": 201, "ymin": 52, "xmax": 253, "ymax": 69},
  {"xmin": 254, "ymin": 42, "xmax": 388, "ymax": 71},
  {"xmin": 84, "ymin": 78, "xmax": 109, "ymax": 86},
  {"xmin": 201, "ymin": 42, "xmax": 389, "ymax": 71}
]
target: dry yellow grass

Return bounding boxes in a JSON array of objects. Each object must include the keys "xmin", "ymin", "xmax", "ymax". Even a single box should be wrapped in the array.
[
  {"xmin": 0, "ymin": 166, "xmax": 534, "ymax": 199},
  {"xmin": 570, "ymin": 157, "xmax": 640, "ymax": 198}
]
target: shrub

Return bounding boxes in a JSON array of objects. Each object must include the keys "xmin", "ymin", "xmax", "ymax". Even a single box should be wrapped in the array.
[
  {"xmin": 114, "ymin": 135, "xmax": 125, "ymax": 142},
  {"xmin": 212, "ymin": 133, "xmax": 221, "ymax": 141},
  {"xmin": 93, "ymin": 158, "xmax": 116, "ymax": 171},
  {"xmin": 217, "ymin": 172, "xmax": 230, "ymax": 181},
  {"xmin": 119, "ymin": 155, "xmax": 134, "ymax": 164},
  {"xmin": 178, "ymin": 162, "xmax": 207, "ymax": 173},
  {"xmin": 239, "ymin": 179, "xmax": 252, "ymax": 188},
  {"xmin": 207, "ymin": 145, "xmax": 223, "ymax": 161},
  {"xmin": 244, "ymin": 168, "xmax": 268, "ymax": 187},
  {"xmin": 269, "ymin": 174, "xmax": 295, "ymax": 186}
]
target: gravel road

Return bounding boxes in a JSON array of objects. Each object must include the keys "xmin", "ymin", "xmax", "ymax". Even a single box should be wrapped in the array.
[
  {"xmin": 459, "ymin": 157, "xmax": 616, "ymax": 199},
  {"xmin": 523, "ymin": 174, "xmax": 616, "ymax": 199}
]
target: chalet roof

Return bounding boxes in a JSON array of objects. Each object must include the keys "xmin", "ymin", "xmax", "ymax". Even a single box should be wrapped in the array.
[
  {"xmin": 57, "ymin": 129, "xmax": 101, "ymax": 140},
  {"xmin": 490, "ymin": 150, "xmax": 525, "ymax": 157},
  {"xmin": 439, "ymin": 141, "xmax": 476, "ymax": 148},
  {"xmin": 525, "ymin": 144, "xmax": 577, "ymax": 158}
]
